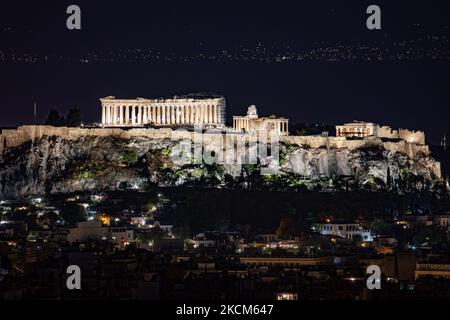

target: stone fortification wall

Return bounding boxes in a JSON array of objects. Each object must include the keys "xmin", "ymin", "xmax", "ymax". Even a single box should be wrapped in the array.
[
  {"xmin": 377, "ymin": 126, "xmax": 426, "ymax": 145},
  {"xmin": 0, "ymin": 125, "xmax": 432, "ymax": 161}
]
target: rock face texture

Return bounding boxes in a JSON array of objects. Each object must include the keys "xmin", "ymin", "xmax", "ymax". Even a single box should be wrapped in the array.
[{"xmin": 0, "ymin": 135, "xmax": 442, "ymax": 199}]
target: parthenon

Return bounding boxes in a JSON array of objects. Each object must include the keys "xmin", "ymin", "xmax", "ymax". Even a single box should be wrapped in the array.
[{"xmin": 100, "ymin": 95, "xmax": 226, "ymax": 127}]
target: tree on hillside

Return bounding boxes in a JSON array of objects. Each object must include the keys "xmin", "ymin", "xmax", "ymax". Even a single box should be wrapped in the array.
[
  {"xmin": 60, "ymin": 203, "xmax": 86, "ymax": 226},
  {"xmin": 66, "ymin": 108, "xmax": 83, "ymax": 127},
  {"xmin": 45, "ymin": 109, "xmax": 64, "ymax": 126},
  {"xmin": 276, "ymin": 217, "xmax": 298, "ymax": 239}
]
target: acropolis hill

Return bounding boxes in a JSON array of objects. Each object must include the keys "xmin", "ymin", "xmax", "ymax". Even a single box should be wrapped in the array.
[
  {"xmin": 0, "ymin": 124, "xmax": 441, "ymax": 197},
  {"xmin": 0, "ymin": 124, "xmax": 437, "ymax": 163},
  {"xmin": 0, "ymin": 98, "xmax": 442, "ymax": 198}
]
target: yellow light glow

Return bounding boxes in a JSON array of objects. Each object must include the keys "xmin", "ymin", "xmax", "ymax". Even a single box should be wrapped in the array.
[{"xmin": 97, "ymin": 213, "xmax": 111, "ymax": 226}]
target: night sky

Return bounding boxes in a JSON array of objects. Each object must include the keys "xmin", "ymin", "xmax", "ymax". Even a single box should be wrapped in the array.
[{"xmin": 0, "ymin": 0, "xmax": 449, "ymax": 144}]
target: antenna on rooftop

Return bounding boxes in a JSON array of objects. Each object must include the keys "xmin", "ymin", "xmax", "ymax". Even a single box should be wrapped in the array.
[
  {"xmin": 442, "ymin": 132, "xmax": 447, "ymax": 151},
  {"xmin": 33, "ymin": 101, "xmax": 37, "ymax": 125}
]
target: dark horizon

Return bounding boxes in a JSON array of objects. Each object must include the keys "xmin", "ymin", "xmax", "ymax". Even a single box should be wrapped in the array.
[{"xmin": 0, "ymin": 0, "xmax": 449, "ymax": 144}]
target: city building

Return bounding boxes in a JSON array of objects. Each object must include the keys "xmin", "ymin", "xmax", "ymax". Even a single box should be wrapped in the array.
[
  {"xmin": 240, "ymin": 256, "xmax": 333, "ymax": 267},
  {"xmin": 100, "ymin": 95, "xmax": 226, "ymax": 128},
  {"xmin": 312, "ymin": 222, "xmax": 373, "ymax": 241},
  {"xmin": 67, "ymin": 221, "xmax": 133, "ymax": 245},
  {"xmin": 233, "ymin": 105, "xmax": 289, "ymax": 136},
  {"xmin": 67, "ymin": 221, "xmax": 107, "ymax": 243},
  {"xmin": 276, "ymin": 292, "xmax": 299, "ymax": 300},
  {"xmin": 415, "ymin": 261, "xmax": 450, "ymax": 279},
  {"xmin": 110, "ymin": 227, "xmax": 134, "ymax": 245},
  {"xmin": 434, "ymin": 213, "xmax": 450, "ymax": 228}
]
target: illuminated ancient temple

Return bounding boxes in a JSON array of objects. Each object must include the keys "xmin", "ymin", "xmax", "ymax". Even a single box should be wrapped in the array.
[
  {"xmin": 100, "ymin": 95, "xmax": 226, "ymax": 128},
  {"xmin": 233, "ymin": 105, "xmax": 289, "ymax": 136}
]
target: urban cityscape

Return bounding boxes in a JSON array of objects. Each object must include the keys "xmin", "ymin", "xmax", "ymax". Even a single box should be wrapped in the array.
[{"xmin": 0, "ymin": 1, "xmax": 449, "ymax": 311}]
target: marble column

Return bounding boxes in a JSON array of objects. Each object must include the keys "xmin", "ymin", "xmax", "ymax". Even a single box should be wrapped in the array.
[
  {"xmin": 172, "ymin": 106, "xmax": 176, "ymax": 124},
  {"xmin": 179, "ymin": 106, "xmax": 183, "ymax": 124},
  {"xmin": 208, "ymin": 105, "xmax": 212, "ymax": 123},
  {"xmin": 110, "ymin": 106, "xmax": 113, "ymax": 124},
  {"xmin": 117, "ymin": 106, "xmax": 122, "ymax": 125},
  {"xmin": 157, "ymin": 106, "xmax": 161, "ymax": 124},
  {"xmin": 171, "ymin": 106, "xmax": 175, "ymax": 125},
  {"xmin": 166, "ymin": 106, "xmax": 170, "ymax": 125},
  {"xmin": 155, "ymin": 106, "xmax": 160, "ymax": 124},
  {"xmin": 200, "ymin": 106, "xmax": 204, "ymax": 124},
  {"xmin": 108, "ymin": 106, "xmax": 112, "ymax": 124},
  {"xmin": 102, "ymin": 105, "xmax": 106, "ymax": 124},
  {"xmin": 166, "ymin": 105, "xmax": 170, "ymax": 125},
  {"xmin": 161, "ymin": 105, "xmax": 167, "ymax": 124},
  {"xmin": 148, "ymin": 105, "xmax": 155, "ymax": 123},
  {"xmin": 144, "ymin": 106, "xmax": 148, "ymax": 124},
  {"xmin": 217, "ymin": 106, "xmax": 221, "ymax": 125},
  {"xmin": 125, "ymin": 106, "xmax": 129, "ymax": 124},
  {"xmin": 142, "ymin": 106, "xmax": 146, "ymax": 124},
  {"xmin": 185, "ymin": 106, "xmax": 191, "ymax": 124},
  {"xmin": 136, "ymin": 106, "xmax": 140, "ymax": 125},
  {"xmin": 105, "ymin": 106, "xmax": 109, "ymax": 124},
  {"xmin": 202, "ymin": 105, "xmax": 207, "ymax": 123},
  {"xmin": 112, "ymin": 105, "xmax": 116, "ymax": 125},
  {"xmin": 175, "ymin": 106, "xmax": 178, "ymax": 124},
  {"xmin": 196, "ymin": 106, "xmax": 200, "ymax": 124}
]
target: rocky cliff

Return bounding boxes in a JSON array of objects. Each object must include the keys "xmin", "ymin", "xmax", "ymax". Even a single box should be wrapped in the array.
[{"xmin": 0, "ymin": 134, "xmax": 443, "ymax": 199}]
